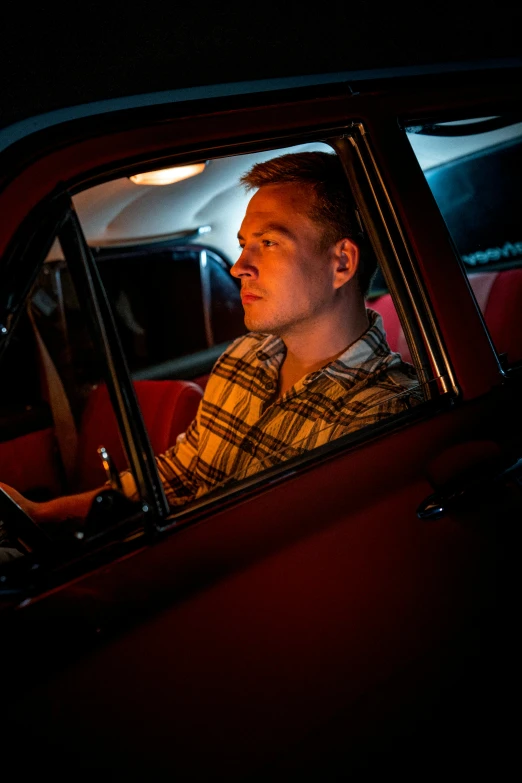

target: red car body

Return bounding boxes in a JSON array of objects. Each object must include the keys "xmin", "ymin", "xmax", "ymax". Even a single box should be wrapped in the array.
[{"xmin": 0, "ymin": 59, "xmax": 521, "ymax": 777}]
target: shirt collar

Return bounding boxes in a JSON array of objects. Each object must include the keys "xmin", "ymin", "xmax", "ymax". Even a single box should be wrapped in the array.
[
  {"xmin": 322, "ymin": 309, "xmax": 395, "ymax": 388},
  {"xmin": 255, "ymin": 333, "xmax": 286, "ymax": 362},
  {"xmin": 253, "ymin": 308, "xmax": 394, "ymax": 386}
]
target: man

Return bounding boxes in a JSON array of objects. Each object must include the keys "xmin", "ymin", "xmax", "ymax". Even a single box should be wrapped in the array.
[{"xmin": 1, "ymin": 151, "xmax": 420, "ymax": 526}]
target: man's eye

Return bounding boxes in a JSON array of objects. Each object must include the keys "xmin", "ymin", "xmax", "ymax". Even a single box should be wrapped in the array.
[{"xmin": 262, "ymin": 239, "xmax": 276, "ymax": 247}]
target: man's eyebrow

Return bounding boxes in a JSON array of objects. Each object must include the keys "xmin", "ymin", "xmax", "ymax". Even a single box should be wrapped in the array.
[{"xmin": 237, "ymin": 223, "xmax": 297, "ymax": 241}]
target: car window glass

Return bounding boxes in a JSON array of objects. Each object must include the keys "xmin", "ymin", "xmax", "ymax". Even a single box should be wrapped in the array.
[
  {"xmin": 0, "ymin": 301, "xmax": 62, "ymax": 503},
  {"xmin": 405, "ymin": 116, "xmax": 522, "ymax": 370},
  {"xmin": 0, "ymin": 252, "xmax": 122, "ymax": 510}
]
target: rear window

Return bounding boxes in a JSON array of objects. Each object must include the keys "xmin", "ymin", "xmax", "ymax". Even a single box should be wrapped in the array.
[{"xmin": 424, "ymin": 135, "xmax": 522, "ymax": 273}]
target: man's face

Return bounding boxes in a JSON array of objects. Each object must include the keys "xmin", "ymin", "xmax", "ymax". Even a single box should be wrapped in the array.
[{"xmin": 231, "ymin": 184, "xmax": 337, "ymax": 336}]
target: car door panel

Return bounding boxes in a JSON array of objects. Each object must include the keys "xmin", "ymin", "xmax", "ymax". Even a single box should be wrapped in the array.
[{"xmin": 2, "ymin": 378, "xmax": 517, "ymax": 774}]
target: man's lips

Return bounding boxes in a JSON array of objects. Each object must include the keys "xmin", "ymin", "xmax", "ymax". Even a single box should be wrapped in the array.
[{"xmin": 241, "ymin": 292, "xmax": 263, "ymax": 304}]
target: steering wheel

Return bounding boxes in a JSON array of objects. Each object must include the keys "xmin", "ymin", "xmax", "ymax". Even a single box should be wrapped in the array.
[{"xmin": 0, "ymin": 486, "xmax": 53, "ymax": 556}]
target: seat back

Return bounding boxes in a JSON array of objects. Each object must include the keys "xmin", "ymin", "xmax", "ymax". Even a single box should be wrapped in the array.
[
  {"xmin": 369, "ymin": 269, "xmax": 522, "ymax": 366},
  {"xmin": 481, "ymin": 268, "xmax": 522, "ymax": 365},
  {"xmin": 74, "ymin": 379, "xmax": 203, "ymax": 492}
]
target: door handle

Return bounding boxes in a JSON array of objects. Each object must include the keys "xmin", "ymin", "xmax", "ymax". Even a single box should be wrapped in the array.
[{"xmin": 417, "ymin": 449, "xmax": 522, "ymax": 521}]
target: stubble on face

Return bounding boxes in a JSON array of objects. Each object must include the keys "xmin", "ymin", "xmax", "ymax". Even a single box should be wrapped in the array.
[
  {"xmin": 242, "ymin": 257, "xmax": 335, "ymax": 336},
  {"xmin": 236, "ymin": 184, "xmax": 336, "ymax": 337}
]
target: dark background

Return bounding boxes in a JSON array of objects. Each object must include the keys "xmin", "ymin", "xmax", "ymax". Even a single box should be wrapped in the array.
[{"xmin": 2, "ymin": 3, "xmax": 521, "ymax": 126}]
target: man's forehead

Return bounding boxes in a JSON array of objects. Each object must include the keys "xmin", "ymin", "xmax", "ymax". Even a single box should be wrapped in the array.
[
  {"xmin": 248, "ymin": 182, "xmax": 312, "ymax": 210},
  {"xmin": 237, "ymin": 218, "xmax": 296, "ymax": 240},
  {"xmin": 239, "ymin": 185, "xmax": 316, "ymax": 233}
]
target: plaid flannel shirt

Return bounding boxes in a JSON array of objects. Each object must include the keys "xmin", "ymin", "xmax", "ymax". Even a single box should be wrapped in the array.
[{"xmin": 120, "ymin": 309, "xmax": 422, "ymax": 507}]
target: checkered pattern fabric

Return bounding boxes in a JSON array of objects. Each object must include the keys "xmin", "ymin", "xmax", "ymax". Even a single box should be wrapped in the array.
[{"xmin": 120, "ymin": 309, "xmax": 422, "ymax": 507}]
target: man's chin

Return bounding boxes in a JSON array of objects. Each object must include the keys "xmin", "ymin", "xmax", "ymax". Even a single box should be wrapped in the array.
[
  {"xmin": 244, "ymin": 306, "xmax": 287, "ymax": 335},
  {"xmin": 245, "ymin": 318, "xmax": 283, "ymax": 335},
  {"xmin": 245, "ymin": 316, "xmax": 270, "ymax": 333}
]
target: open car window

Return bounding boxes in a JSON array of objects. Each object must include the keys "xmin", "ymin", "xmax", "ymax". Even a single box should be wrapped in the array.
[
  {"xmin": 0, "ymin": 134, "xmax": 451, "ymax": 572},
  {"xmin": 70, "ymin": 140, "xmax": 440, "ymax": 508},
  {"xmin": 404, "ymin": 115, "xmax": 522, "ymax": 372}
]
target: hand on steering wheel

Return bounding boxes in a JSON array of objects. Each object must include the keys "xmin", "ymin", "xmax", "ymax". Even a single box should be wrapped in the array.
[{"xmin": 0, "ymin": 483, "xmax": 53, "ymax": 556}]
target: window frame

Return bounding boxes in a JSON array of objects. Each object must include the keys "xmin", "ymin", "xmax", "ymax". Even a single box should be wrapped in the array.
[
  {"xmin": 57, "ymin": 200, "xmax": 170, "ymax": 517},
  {"xmin": 1, "ymin": 73, "xmax": 519, "ymax": 580},
  {"xmin": 63, "ymin": 126, "xmax": 458, "ymax": 531}
]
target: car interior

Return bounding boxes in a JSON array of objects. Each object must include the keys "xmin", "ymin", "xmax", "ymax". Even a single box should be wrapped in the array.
[
  {"xmin": 1, "ymin": 62, "xmax": 521, "ymax": 777},
  {"xmin": 0, "ymin": 118, "xmax": 521, "ymax": 510},
  {"xmin": 378, "ymin": 116, "xmax": 522, "ymax": 367}
]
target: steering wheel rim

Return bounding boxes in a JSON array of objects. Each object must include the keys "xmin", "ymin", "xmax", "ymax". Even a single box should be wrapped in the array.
[{"xmin": 0, "ymin": 486, "xmax": 53, "ymax": 556}]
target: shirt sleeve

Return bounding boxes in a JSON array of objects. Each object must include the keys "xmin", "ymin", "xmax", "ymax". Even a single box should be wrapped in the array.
[
  {"xmin": 117, "ymin": 400, "xmax": 203, "ymax": 508},
  {"xmin": 155, "ymin": 412, "xmax": 202, "ymax": 507},
  {"xmin": 115, "ymin": 336, "xmax": 248, "ymax": 508}
]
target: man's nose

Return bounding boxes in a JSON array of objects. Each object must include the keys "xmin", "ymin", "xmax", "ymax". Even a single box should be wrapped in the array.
[{"xmin": 230, "ymin": 249, "xmax": 257, "ymax": 279}]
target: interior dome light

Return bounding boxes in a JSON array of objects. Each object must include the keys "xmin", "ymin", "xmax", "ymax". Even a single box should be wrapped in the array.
[{"xmin": 129, "ymin": 162, "xmax": 207, "ymax": 186}]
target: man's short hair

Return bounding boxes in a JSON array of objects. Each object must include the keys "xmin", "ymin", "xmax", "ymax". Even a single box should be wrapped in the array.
[{"xmin": 240, "ymin": 150, "xmax": 377, "ymax": 296}]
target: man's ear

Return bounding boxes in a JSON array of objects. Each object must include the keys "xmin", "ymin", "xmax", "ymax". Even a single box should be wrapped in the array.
[{"xmin": 332, "ymin": 238, "xmax": 359, "ymax": 290}]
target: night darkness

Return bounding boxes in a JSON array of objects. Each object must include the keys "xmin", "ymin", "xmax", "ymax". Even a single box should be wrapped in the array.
[{"xmin": 2, "ymin": 4, "xmax": 521, "ymax": 125}]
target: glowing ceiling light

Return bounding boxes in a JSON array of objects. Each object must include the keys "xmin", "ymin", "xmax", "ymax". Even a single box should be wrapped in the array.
[{"xmin": 129, "ymin": 162, "xmax": 207, "ymax": 186}]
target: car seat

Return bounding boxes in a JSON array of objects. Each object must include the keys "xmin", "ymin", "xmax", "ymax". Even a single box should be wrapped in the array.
[
  {"xmin": 74, "ymin": 379, "xmax": 203, "ymax": 492},
  {"xmin": 369, "ymin": 269, "xmax": 522, "ymax": 367}
]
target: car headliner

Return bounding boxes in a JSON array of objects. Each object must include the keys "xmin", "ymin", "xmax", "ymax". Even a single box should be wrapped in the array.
[{"xmin": 37, "ymin": 118, "xmax": 519, "ymax": 259}]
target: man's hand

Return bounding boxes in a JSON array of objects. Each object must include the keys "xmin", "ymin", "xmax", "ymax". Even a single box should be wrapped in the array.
[{"xmin": 0, "ymin": 481, "xmax": 103, "ymax": 525}]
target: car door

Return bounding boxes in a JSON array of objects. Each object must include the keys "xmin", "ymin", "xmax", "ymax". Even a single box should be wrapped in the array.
[{"xmin": 0, "ymin": 68, "xmax": 520, "ymax": 777}]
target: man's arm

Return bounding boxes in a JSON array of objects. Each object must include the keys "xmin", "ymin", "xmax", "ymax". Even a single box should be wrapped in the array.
[
  {"xmin": 0, "ymin": 481, "xmax": 102, "ymax": 525},
  {"xmin": 0, "ymin": 392, "xmax": 206, "ymax": 527},
  {"xmin": 0, "ymin": 424, "xmax": 201, "ymax": 527},
  {"xmin": 117, "ymin": 414, "xmax": 203, "ymax": 508}
]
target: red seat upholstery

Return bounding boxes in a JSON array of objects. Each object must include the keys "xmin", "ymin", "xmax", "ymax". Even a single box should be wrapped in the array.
[
  {"xmin": 0, "ymin": 427, "xmax": 63, "ymax": 498},
  {"xmin": 74, "ymin": 379, "xmax": 203, "ymax": 492},
  {"xmin": 369, "ymin": 269, "xmax": 522, "ymax": 366},
  {"xmin": 193, "ymin": 373, "xmax": 210, "ymax": 391},
  {"xmin": 480, "ymin": 268, "xmax": 522, "ymax": 365}
]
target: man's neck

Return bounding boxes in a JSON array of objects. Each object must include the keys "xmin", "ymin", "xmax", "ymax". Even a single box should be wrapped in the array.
[{"xmin": 278, "ymin": 302, "xmax": 369, "ymax": 397}]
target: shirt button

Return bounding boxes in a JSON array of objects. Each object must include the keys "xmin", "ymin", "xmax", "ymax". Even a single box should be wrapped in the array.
[{"xmin": 265, "ymin": 380, "xmax": 275, "ymax": 391}]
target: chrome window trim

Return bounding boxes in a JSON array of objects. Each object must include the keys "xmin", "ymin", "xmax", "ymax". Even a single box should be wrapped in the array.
[{"xmin": 332, "ymin": 125, "xmax": 458, "ymax": 398}]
